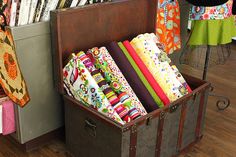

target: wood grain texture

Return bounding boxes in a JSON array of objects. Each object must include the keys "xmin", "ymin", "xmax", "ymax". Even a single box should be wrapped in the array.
[{"xmin": 0, "ymin": 45, "xmax": 234, "ymax": 157}]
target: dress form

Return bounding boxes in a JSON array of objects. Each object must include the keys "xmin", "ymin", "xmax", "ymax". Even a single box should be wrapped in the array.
[{"xmin": 180, "ymin": 0, "xmax": 236, "ymax": 110}]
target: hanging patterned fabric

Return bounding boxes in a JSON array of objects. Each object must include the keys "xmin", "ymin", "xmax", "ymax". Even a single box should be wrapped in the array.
[
  {"xmin": 0, "ymin": 29, "xmax": 30, "ymax": 107},
  {"xmin": 63, "ymin": 54, "xmax": 124, "ymax": 125},
  {"xmin": 190, "ymin": 0, "xmax": 233, "ymax": 20},
  {"xmin": 188, "ymin": 0, "xmax": 236, "ymax": 46},
  {"xmin": 156, "ymin": 0, "xmax": 181, "ymax": 54},
  {"xmin": 77, "ymin": 51, "xmax": 134, "ymax": 123},
  {"xmin": 0, "ymin": 0, "xmax": 30, "ymax": 107},
  {"xmin": 87, "ymin": 47, "xmax": 146, "ymax": 116}
]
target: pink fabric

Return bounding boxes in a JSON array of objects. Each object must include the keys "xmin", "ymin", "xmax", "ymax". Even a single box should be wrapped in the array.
[
  {"xmin": 186, "ymin": 85, "xmax": 192, "ymax": 93},
  {"xmin": 2, "ymin": 100, "xmax": 15, "ymax": 135},
  {"xmin": 123, "ymin": 41, "xmax": 170, "ymax": 106}
]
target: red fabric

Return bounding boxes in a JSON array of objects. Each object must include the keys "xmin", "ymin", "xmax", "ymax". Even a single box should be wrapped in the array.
[
  {"xmin": 186, "ymin": 85, "xmax": 192, "ymax": 93},
  {"xmin": 123, "ymin": 41, "xmax": 170, "ymax": 106}
]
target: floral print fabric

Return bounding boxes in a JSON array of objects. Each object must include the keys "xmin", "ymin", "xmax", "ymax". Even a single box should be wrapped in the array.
[
  {"xmin": 156, "ymin": 0, "xmax": 181, "ymax": 54},
  {"xmin": 171, "ymin": 65, "xmax": 192, "ymax": 93},
  {"xmin": 63, "ymin": 54, "xmax": 124, "ymax": 125},
  {"xmin": 77, "ymin": 51, "xmax": 132, "ymax": 123},
  {"xmin": 88, "ymin": 47, "xmax": 147, "ymax": 116},
  {"xmin": 131, "ymin": 34, "xmax": 189, "ymax": 102},
  {"xmin": 190, "ymin": 0, "xmax": 233, "ymax": 20},
  {"xmin": 62, "ymin": 33, "xmax": 191, "ymax": 123}
]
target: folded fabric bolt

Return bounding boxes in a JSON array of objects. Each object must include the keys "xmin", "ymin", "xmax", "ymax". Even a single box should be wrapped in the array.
[
  {"xmin": 144, "ymin": 33, "xmax": 167, "ymax": 55},
  {"xmin": 123, "ymin": 40, "xmax": 165, "ymax": 107},
  {"xmin": 77, "ymin": 51, "xmax": 132, "ymax": 123},
  {"xmin": 171, "ymin": 65, "xmax": 192, "ymax": 93},
  {"xmin": 99, "ymin": 47, "xmax": 147, "ymax": 115},
  {"xmin": 131, "ymin": 37, "xmax": 178, "ymax": 101},
  {"xmin": 106, "ymin": 42, "xmax": 160, "ymax": 112},
  {"xmin": 131, "ymin": 36, "xmax": 184, "ymax": 102},
  {"xmin": 140, "ymin": 35, "xmax": 186, "ymax": 97},
  {"xmin": 2, "ymin": 100, "xmax": 15, "ymax": 135},
  {"xmin": 142, "ymin": 34, "xmax": 190, "ymax": 94},
  {"xmin": 88, "ymin": 47, "xmax": 146, "ymax": 116},
  {"xmin": 116, "ymin": 42, "xmax": 164, "ymax": 111},
  {"xmin": 143, "ymin": 33, "xmax": 171, "ymax": 63},
  {"xmin": 63, "ymin": 54, "xmax": 124, "ymax": 125},
  {"xmin": 160, "ymin": 61, "xmax": 188, "ymax": 96}
]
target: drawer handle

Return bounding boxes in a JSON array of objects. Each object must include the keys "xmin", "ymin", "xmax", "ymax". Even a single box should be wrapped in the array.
[{"xmin": 84, "ymin": 119, "xmax": 97, "ymax": 137}]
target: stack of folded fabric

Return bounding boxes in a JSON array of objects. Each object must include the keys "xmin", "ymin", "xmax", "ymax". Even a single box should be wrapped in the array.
[
  {"xmin": 129, "ymin": 33, "xmax": 191, "ymax": 103},
  {"xmin": 63, "ymin": 33, "xmax": 192, "ymax": 124}
]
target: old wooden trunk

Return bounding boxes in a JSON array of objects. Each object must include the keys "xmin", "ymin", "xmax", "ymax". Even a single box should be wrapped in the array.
[{"xmin": 50, "ymin": 0, "xmax": 211, "ymax": 157}]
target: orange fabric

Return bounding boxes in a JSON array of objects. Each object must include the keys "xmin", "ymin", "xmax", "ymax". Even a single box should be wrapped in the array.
[
  {"xmin": 155, "ymin": 0, "xmax": 181, "ymax": 54},
  {"xmin": 0, "ymin": 30, "xmax": 30, "ymax": 107}
]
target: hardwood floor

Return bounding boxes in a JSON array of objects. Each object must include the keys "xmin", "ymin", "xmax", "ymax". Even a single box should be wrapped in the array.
[
  {"xmin": 179, "ymin": 43, "xmax": 236, "ymax": 157},
  {"xmin": 0, "ymin": 44, "xmax": 235, "ymax": 157}
]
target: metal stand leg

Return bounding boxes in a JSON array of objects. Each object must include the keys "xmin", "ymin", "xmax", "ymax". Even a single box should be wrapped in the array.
[
  {"xmin": 202, "ymin": 45, "xmax": 211, "ymax": 80},
  {"xmin": 203, "ymin": 46, "xmax": 230, "ymax": 110}
]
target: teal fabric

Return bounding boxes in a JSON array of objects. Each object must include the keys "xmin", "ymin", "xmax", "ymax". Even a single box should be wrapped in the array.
[{"xmin": 189, "ymin": 16, "xmax": 236, "ymax": 46}]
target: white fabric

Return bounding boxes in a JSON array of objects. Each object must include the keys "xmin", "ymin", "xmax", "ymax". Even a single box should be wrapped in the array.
[
  {"xmin": 70, "ymin": 0, "xmax": 79, "ymax": 7},
  {"xmin": 40, "ymin": 0, "xmax": 60, "ymax": 21},
  {"xmin": 9, "ymin": 1, "xmax": 17, "ymax": 27},
  {"xmin": 17, "ymin": 0, "xmax": 31, "ymax": 26},
  {"xmin": 28, "ymin": 0, "xmax": 39, "ymax": 24},
  {"xmin": 34, "ymin": 0, "xmax": 46, "ymax": 22},
  {"xmin": 78, "ymin": 0, "xmax": 87, "ymax": 6}
]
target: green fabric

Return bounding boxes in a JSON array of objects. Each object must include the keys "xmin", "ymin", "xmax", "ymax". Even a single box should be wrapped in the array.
[
  {"xmin": 118, "ymin": 42, "xmax": 164, "ymax": 108},
  {"xmin": 189, "ymin": 16, "xmax": 236, "ymax": 46}
]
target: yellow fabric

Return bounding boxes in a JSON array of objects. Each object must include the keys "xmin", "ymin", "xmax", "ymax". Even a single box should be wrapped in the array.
[{"xmin": 131, "ymin": 37, "xmax": 181, "ymax": 102}]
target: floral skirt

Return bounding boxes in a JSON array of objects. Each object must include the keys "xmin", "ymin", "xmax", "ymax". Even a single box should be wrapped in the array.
[{"xmin": 189, "ymin": 16, "xmax": 236, "ymax": 45}]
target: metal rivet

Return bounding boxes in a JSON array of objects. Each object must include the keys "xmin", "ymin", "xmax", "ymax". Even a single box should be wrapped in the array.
[
  {"xmin": 160, "ymin": 111, "xmax": 165, "ymax": 119},
  {"xmin": 132, "ymin": 124, "xmax": 137, "ymax": 133}
]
